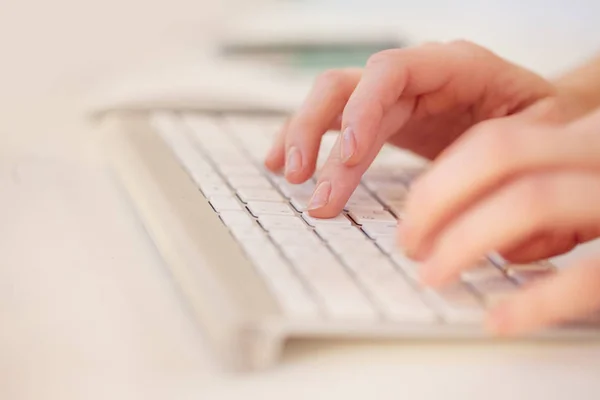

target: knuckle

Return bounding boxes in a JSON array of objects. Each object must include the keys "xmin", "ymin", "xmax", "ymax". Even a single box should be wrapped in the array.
[{"xmin": 366, "ymin": 49, "xmax": 398, "ymax": 67}]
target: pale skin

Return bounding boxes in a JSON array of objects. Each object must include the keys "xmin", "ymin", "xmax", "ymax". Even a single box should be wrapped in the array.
[{"xmin": 264, "ymin": 40, "xmax": 600, "ymax": 336}]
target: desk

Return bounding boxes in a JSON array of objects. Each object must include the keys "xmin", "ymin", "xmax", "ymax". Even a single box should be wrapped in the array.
[{"xmin": 1, "ymin": 2, "xmax": 600, "ymax": 399}]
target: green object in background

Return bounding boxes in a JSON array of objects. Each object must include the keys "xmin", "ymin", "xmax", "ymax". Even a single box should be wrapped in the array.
[
  {"xmin": 220, "ymin": 41, "xmax": 406, "ymax": 73},
  {"xmin": 289, "ymin": 48, "xmax": 389, "ymax": 69}
]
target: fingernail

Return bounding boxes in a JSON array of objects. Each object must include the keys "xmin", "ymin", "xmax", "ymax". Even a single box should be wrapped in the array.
[
  {"xmin": 285, "ymin": 146, "xmax": 302, "ymax": 175},
  {"xmin": 340, "ymin": 127, "xmax": 356, "ymax": 163},
  {"xmin": 308, "ymin": 181, "xmax": 332, "ymax": 210}
]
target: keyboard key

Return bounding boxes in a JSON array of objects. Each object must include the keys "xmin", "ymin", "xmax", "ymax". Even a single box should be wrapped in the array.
[
  {"xmin": 241, "ymin": 241, "xmax": 319, "ymax": 318},
  {"xmin": 348, "ymin": 209, "xmax": 396, "ymax": 225},
  {"xmin": 280, "ymin": 244, "xmax": 334, "ymax": 266},
  {"xmin": 289, "ymin": 254, "xmax": 377, "ymax": 320},
  {"xmin": 229, "ymin": 225, "xmax": 266, "ymax": 241},
  {"xmin": 505, "ymin": 262, "xmax": 556, "ymax": 285},
  {"xmin": 237, "ymin": 188, "xmax": 284, "ymax": 203},
  {"xmin": 344, "ymin": 198, "xmax": 384, "ymax": 211},
  {"xmin": 269, "ymin": 229, "xmax": 321, "ymax": 247},
  {"xmin": 277, "ymin": 180, "xmax": 316, "ymax": 198},
  {"xmin": 391, "ymin": 250, "xmax": 421, "ymax": 282},
  {"xmin": 350, "ymin": 185, "xmax": 375, "ymax": 199},
  {"xmin": 387, "ymin": 201, "xmax": 406, "ymax": 218},
  {"xmin": 468, "ymin": 276, "xmax": 518, "ymax": 307},
  {"xmin": 341, "ymin": 253, "xmax": 389, "ymax": 271},
  {"xmin": 344, "ymin": 188, "xmax": 383, "ymax": 210},
  {"xmin": 461, "ymin": 261, "xmax": 505, "ymax": 283},
  {"xmin": 363, "ymin": 178, "xmax": 406, "ymax": 193},
  {"xmin": 315, "ymin": 225, "xmax": 367, "ymax": 242},
  {"xmin": 302, "ymin": 213, "xmax": 351, "ymax": 227},
  {"xmin": 275, "ymin": 181, "xmax": 316, "ymax": 211},
  {"xmin": 247, "ymin": 201, "xmax": 295, "ymax": 217},
  {"xmin": 355, "ymin": 259, "xmax": 436, "ymax": 322},
  {"xmin": 374, "ymin": 186, "xmax": 408, "ymax": 204},
  {"xmin": 258, "ymin": 215, "xmax": 308, "ymax": 231},
  {"xmin": 361, "ymin": 223, "xmax": 397, "ymax": 239},
  {"xmin": 189, "ymin": 168, "xmax": 221, "ymax": 182},
  {"xmin": 227, "ymin": 175, "xmax": 273, "ymax": 189},
  {"xmin": 219, "ymin": 210, "xmax": 255, "ymax": 228},
  {"xmin": 209, "ymin": 196, "xmax": 242, "ymax": 212},
  {"xmin": 374, "ymin": 235, "xmax": 396, "ymax": 254},
  {"xmin": 290, "ymin": 196, "xmax": 311, "ymax": 212},
  {"xmin": 328, "ymin": 239, "xmax": 381, "ymax": 258},
  {"xmin": 217, "ymin": 163, "xmax": 262, "ymax": 176},
  {"xmin": 198, "ymin": 180, "xmax": 231, "ymax": 197},
  {"xmin": 425, "ymin": 283, "xmax": 484, "ymax": 323}
]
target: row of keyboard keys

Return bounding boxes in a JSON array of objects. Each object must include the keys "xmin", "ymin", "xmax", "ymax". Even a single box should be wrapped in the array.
[
  {"xmin": 238, "ymin": 238, "xmax": 319, "ymax": 318},
  {"xmin": 209, "ymin": 195, "xmax": 242, "ymax": 212},
  {"xmin": 269, "ymin": 229, "xmax": 322, "ymax": 247},
  {"xmin": 315, "ymin": 225, "xmax": 366, "ymax": 242},
  {"xmin": 302, "ymin": 213, "xmax": 351, "ymax": 227},
  {"xmin": 237, "ymin": 188, "xmax": 284, "ymax": 203},
  {"xmin": 258, "ymin": 215, "xmax": 307, "ymax": 231},
  {"xmin": 348, "ymin": 209, "xmax": 396, "ymax": 225},
  {"xmin": 349, "ymin": 257, "xmax": 436, "ymax": 322},
  {"xmin": 247, "ymin": 201, "xmax": 295, "ymax": 217},
  {"xmin": 226, "ymin": 175, "xmax": 272, "ymax": 190},
  {"xmin": 278, "ymin": 242, "xmax": 378, "ymax": 320},
  {"xmin": 425, "ymin": 284, "xmax": 484, "ymax": 323}
]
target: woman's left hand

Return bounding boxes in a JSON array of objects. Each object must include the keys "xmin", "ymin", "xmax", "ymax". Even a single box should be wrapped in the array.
[{"xmin": 402, "ymin": 106, "xmax": 600, "ymax": 335}]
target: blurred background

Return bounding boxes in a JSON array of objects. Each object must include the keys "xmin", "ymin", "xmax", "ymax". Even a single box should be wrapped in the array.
[
  {"xmin": 1, "ymin": 0, "xmax": 599, "ymax": 100},
  {"xmin": 1, "ymin": 0, "xmax": 598, "ymax": 164}
]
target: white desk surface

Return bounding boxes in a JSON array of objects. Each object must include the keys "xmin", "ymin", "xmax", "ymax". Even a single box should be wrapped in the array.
[{"xmin": 2, "ymin": 2, "xmax": 600, "ymax": 399}]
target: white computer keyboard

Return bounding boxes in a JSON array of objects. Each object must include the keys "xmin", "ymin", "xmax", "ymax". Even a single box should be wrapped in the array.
[{"xmin": 149, "ymin": 111, "xmax": 561, "ymax": 326}]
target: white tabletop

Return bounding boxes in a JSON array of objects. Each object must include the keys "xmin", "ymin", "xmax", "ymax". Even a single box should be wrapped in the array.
[{"xmin": 1, "ymin": 1, "xmax": 600, "ymax": 399}]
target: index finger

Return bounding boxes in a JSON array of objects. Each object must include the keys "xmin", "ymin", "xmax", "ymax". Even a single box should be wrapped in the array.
[{"xmin": 340, "ymin": 41, "xmax": 498, "ymax": 166}]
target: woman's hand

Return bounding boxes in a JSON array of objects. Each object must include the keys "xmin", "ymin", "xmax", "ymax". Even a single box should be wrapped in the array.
[
  {"xmin": 401, "ymin": 107, "xmax": 600, "ymax": 336},
  {"xmin": 264, "ymin": 40, "xmax": 558, "ymax": 217}
]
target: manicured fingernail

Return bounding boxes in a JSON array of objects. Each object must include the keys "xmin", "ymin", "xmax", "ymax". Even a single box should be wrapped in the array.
[
  {"xmin": 308, "ymin": 181, "xmax": 332, "ymax": 210},
  {"xmin": 340, "ymin": 127, "xmax": 356, "ymax": 163},
  {"xmin": 285, "ymin": 146, "xmax": 302, "ymax": 175}
]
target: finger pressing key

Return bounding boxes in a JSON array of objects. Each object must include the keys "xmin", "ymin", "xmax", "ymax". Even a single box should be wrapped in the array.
[
  {"xmin": 277, "ymin": 69, "xmax": 361, "ymax": 183},
  {"xmin": 308, "ymin": 102, "xmax": 412, "ymax": 218}
]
